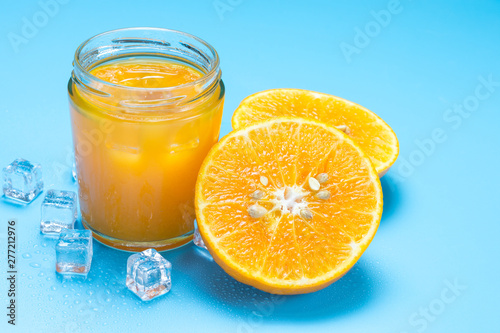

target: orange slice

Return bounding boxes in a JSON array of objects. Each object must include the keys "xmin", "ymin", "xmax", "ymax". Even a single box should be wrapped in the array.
[
  {"xmin": 195, "ymin": 118, "xmax": 382, "ymax": 294},
  {"xmin": 232, "ymin": 89, "xmax": 399, "ymax": 176}
]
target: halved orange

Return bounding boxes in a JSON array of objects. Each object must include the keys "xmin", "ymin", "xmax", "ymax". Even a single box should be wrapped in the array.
[
  {"xmin": 195, "ymin": 118, "xmax": 382, "ymax": 294},
  {"xmin": 232, "ymin": 89, "xmax": 399, "ymax": 176}
]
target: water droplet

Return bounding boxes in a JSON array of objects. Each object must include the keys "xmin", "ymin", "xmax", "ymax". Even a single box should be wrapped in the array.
[
  {"xmin": 30, "ymin": 263, "xmax": 41, "ymax": 268},
  {"xmin": 22, "ymin": 253, "xmax": 32, "ymax": 259}
]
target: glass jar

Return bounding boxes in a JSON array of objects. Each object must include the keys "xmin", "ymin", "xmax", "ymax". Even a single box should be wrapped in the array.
[{"xmin": 68, "ymin": 28, "xmax": 224, "ymax": 251}]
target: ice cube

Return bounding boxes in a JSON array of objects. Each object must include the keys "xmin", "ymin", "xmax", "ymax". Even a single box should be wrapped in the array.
[
  {"xmin": 2, "ymin": 158, "xmax": 43, "ymax": 203},
  {"xmin": 193, "ymin": 223, "xmax": 213, "ymax": 260},
  {"xmin": 167, "ymin": 138, "xmax": 200, "ymax": 154},
  {"xmin": 55, "ymin": 229, "xmax": 92, "ymax": 276},
  {"xmin": 72, "ymin": 160, "xmax": 77, "ymax": 182},
  {"xmin": 126, "ymin": 249, "xmax": 172, "ymax": 301},
  {"xmin": 193, "ymin": 222, "xmax": 207, "ymax": 250},
  {"xmin": 40, "ymin": 190, "xmax": 77, "ymax": 235}
]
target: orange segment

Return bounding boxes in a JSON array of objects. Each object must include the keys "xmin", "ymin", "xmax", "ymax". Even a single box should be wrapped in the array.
[
  {"xmin": 231, "ymin": 89, "xmax": 399, "ymax": 176},
  {"xmin": 293, "ymin": 216, "xmax": 353, "ymax": 279},
  {"xmin": 195, "ymin": 118, "xmax": 382, "ymax": 294}
]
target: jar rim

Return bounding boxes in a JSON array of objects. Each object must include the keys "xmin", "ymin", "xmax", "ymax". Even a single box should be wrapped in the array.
[{"xmin": 73, "ymin": 27, "xmax": 220, "ymax": 92}]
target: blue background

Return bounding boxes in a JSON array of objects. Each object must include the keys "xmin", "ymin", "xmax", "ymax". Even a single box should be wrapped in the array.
[{"xmin": 1, "ymin": 0, "xmax": 499, "ymax": 332}]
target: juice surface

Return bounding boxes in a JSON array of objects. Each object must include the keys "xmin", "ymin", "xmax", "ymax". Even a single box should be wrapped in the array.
[
  {"xmin": 69, "ymin": 57, "xmax": 224, "ymax": 249},
  {"xmin": 90, "ymin": 58, "xmax": 203, "ymax": 88}
]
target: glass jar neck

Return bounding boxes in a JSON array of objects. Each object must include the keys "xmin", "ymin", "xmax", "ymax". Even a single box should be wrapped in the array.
[{"xmin": 71, "ymin": 28, "xmax": 221, "ymax": 116}]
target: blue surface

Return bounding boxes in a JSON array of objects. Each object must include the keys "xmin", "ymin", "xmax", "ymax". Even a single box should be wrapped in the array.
[{"xmin": 1, "ymin": 1, "xmax": 499, "ymax": 332}]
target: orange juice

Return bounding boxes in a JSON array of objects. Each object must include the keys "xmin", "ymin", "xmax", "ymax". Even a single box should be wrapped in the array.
[{"xmin": 68, "ymin": 28, "xmax": 224, "ymax": 251}]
